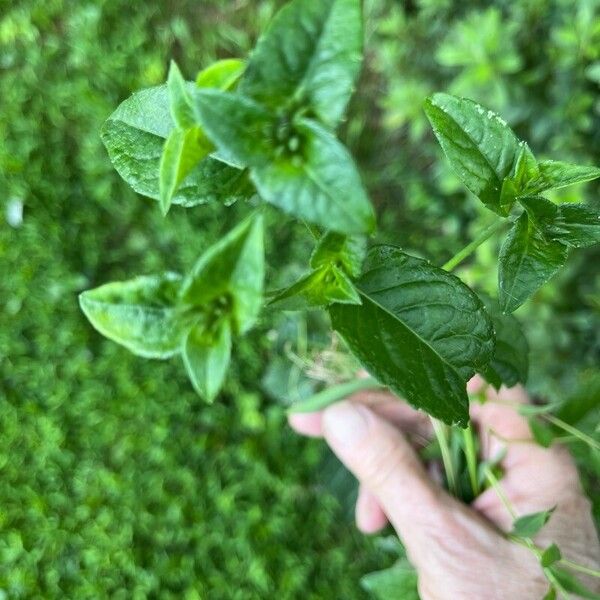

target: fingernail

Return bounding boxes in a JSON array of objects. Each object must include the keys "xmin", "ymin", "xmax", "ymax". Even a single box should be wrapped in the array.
[{"xmin": 323, "ymin": 401, "xmax": 371, "ymax": 448}]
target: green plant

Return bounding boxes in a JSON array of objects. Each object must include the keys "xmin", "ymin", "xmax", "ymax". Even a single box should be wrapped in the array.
[{"xmin": 79, "ymin": 0, "xmax": 600, "ymax": 597}]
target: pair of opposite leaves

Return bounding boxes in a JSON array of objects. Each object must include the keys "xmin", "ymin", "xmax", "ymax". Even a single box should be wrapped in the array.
[
  {"xmin": 425, "ymin": 93, "xmax": 600, "ymax": 314},
  {"xmin": 102, "ymin": 0, "xmax": 375, "ymax": 235}
]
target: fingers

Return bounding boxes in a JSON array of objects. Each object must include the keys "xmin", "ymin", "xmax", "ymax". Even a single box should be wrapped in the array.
[
  {"xmin": 356, "ymin": 485, "xmax": 388, "ymax": 534},
  {"xmin": 321, "ymin": 400, "xmax": 460, "ymax": 561},
  {"xmin": 288, "ymin": 411, "xmax": 323, "ymax": 437}
]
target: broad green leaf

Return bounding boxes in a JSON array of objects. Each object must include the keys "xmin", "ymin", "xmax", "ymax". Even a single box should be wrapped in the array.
[
  {"xmin": 511, "ymin": 508, "xmax": 555, "ymax": 538},
  {"xmin": 180, "ymin": 215, "xmax": 264, "ymax": 334},
  {"xmin": 269, "ymin": 265, "xmax": 361, "ymax": 310},
  {"xmin": 548, "ymin": 567, "xmax": 600, "ymax": 600},
  {"xmin": 545, "ymin": 203, "xmax": 600, "ymax": 249},
  {"xmin": 193, "ymin": 89, "xmax": 375, "ymax": 234},
  {"xmin": 182, "ymin": 319, "xmax": 232, "ymax": 403},
  {"xmin": 167, "ymin": 61, "xmax": 196, "ymax": 129},
  {"xmin": 239, "ymin": 0, "xmax": 363, "ymax": 128},
  {"xmin": 196, "ymin": 58, "xmax": 246, "ymax": 90},
  {"xmin": 480, "ymin": 295, "xmax": 529, "ymax": 390},
  {"xmin": 525, "ymin": 160, "xmax": 600, "ymax": 194},
  {"xmin": 500, "ymin": 142, "xmax": 540, "ymax": 207},
  {"xmin": 330, "ymin": 246, "xmax": 495, "ymax": 427},
  {"xmin": 360, "ymin": 559, "xmax": 419, "ymax": 600},
  {"xmin": 101, "ymin": 85, "xmax": 252, "ymax": 207},
  {"xmin": 159, "ymin": 127, "xmax": 212, "ymax": 215},
  {"xmin": 310, "ymin": 232, "xmax": 367, "ymax": 278},
  {"xmin": 424, "ymin": 93, "xmax": 521, "ymax": 215},
  {"xmin": 79, "ymin": 273, "xmax": 192, "ymax": 359},
  {"xmin": 498, "ymin": 211, "xmax": 569, "ymax": 313},
  {"xmin": 541, "ymin": 543, "xmax": 562, "ymax": 568}
]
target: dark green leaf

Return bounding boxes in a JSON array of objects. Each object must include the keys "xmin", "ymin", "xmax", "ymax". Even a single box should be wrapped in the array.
[
  {"xmin": 182, "ymin": 319, "xmax": 232, "ymax": 403},
  {"xmin": 159, "ymin": 127, "xmax": 212, "ymax": 215},
  {"xmin": 310, "ymin": 232, "xmax": 367, "ymax": 278},
  {"xmin": 239, "ymin": 0, "xmax": 363, "ymax": 127},
  {"xmin": 167, "ymin": 61, "xmax": 196, "ymax": 129},
  {"xmin": 424, "ymin": 93, "xmax": 521, "ymax": 215},
  {"xmin": 360, "ymin": 559, "xmax": 419, "ymax": 600},
  {"xmin": 269, "ymin": 265, "xmax": 361, "ymax": 311},
  {"xmin": 330, "ymin": 246, "xmax": 495, "ymax": 427},
  {"xmin": 528, "ymin": 418, "xmax": 556, "ymax": 448},
  {"xmin": 79, "ymin": 273, "xmax": 192, "ymax": 359},
  {"xmin": 511, "ymin": 508, "xmax": 555, "ymax": 538},
  {"xmin": 101, "ymin": 85, "xmax": 251, "ymax": 207},
  {"xmin": 180, "ymin": 215, "xmax": 264, "ymax": 334},
  {"xmin": 525, "ymin": 160, "xmax": 600, "ymax": 194},
  {"xmin": 500, "ymin": 142, "xmax": 539, "ymax": 207},
  {"xmin": 193, "ymin": 89, "xmax": 375, "ymax": 234},
  {"xmin": 498, "ymin": 210, "xmax": 569, "ymax": 313},
  {"xmin": 480, "ymin": 295, "xmax": 529, "ymax": 389},
  {"xmin": 541, "ymin": 543, "xmax": 562, "ymax": 568},
  {"xmin": 196, "ymin": 58, "xmax": 246, "ymax": 90},
  {"xmin": 548, "ymin": 567, "xmax": 600, "ymax": 600},
  {"xmin": 545, "ymin": 203, "xmax": 600, "ymax": 249}
]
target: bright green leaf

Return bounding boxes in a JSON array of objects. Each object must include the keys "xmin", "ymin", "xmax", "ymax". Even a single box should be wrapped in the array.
[
  {"xmin": 360, "ymin": 559, "xmax": 419, "ymax": 600},
  {"xmin": 541, "ymin": 543, "xmax": 562, "ymax": 568},
  {"xmin": 424, "ymin": 93, "xmax": 521, "ymax": 215},
  {"xmin": 193, "ymin": 89, "xmax": 375, "ymax": 234},
  {"xmin": 543, "ymin": 587, "xmax": 557, "ymax": 600},
  {"xmin": 525, "ymin": 160, "xmax": 600, "ymax": 194},
  {"xmin": 269, "ymin": 265, "xmax": 361, "ymax": 311},
  {"xmin": 528, "ymin": 418, "xmax": 556, "ymax": 448},
  {"xmin": 500, "ymin": 142, "xmax": 539, "ymax": 207},
  {"xmin": 498, "ymin": 211, "xmax": 569, "ymax": 313},
  {"xmin": 330, "ymin": 246, "xmax": 495, "ymax": 427},
  {"xmin": 159, "ymin": 127, "xmax": 213, "ymax": 215},
  {"xmin": 180, "ymin": 215, "xmax": 264, "ymax": 334},
  {"xmin": 196, "ymin": 58, "xmax": 246, "ymax": 90},
  {"xmin": 167, "ymin": 61, "xmax": 196, "ymax": 129},
  {"xmin": 310, "ymin": 232, "xmax": 367, "ymax": 278},
  {"xmin": 548, "ymin": 567, "xmax": 600, "ymax": 600},
  {"xmin": 79, "ymin": 273, "xmax": 192, "ymax": 359},
  {"xmin": 480, "ymin": 295, "xmax": 529, "ymax": 390},
  {"xmin": 239, "ymin": 0, "xmax": 363, "ymax": 128},
  {"xmin": 101, "ymin": 85, "xmax": 252, "ymax": 207},
  {"xmin": 182, "ymin": 319, "xmax": 232, "ymax": 403},
  {"xmin": 511, "ymin": 508, "xmax": 555, "ymax": 538}
]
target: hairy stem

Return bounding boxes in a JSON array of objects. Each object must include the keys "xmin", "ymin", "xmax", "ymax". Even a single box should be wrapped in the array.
[
  {"xmin": 442, "ymin": 219, "xmax": 507, "ymax": 272},
  {"xmin": 287, "ymin": 377, "xmax": 383, "ymax": 414}
]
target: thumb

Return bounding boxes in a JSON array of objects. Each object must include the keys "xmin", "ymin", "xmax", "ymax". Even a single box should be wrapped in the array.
[{"xmin": 322, "ymin": 400, "xmax": 462, "ymax": 562}]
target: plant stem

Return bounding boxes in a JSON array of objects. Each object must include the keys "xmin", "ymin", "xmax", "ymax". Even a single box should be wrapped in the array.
[
  {"xmin": 541, "ymin": 414, "xmax": 600, "ymax": 452},
  {"xmin": 287, "ymin": 377, "xmax": 383, "ymax": 414},
  {"xmin": 431, "ymin": 419, "xmax": 458, "ymax": 496},
  {"xmin": 442, "ymin": 219, "xmax": 507, "ymax": 272},
  {"xmin": 559, "ymin": 559, "xmax": 600, "ymax": 579},
  {"xmin": 463, "ymin": 425, "xmax": 480, "ymax": 497}
]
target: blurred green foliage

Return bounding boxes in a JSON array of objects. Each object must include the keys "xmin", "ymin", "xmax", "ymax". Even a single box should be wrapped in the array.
[{"xmin": 1, "ymin": 0, "xmax": 599, "ymax": 597}]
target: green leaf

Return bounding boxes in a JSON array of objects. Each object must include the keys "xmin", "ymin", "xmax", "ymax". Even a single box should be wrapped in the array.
[
  {"xmin": 545, "ymin": 203, "xmax": 600, "ymax": 249},
  {"xmin": 424, "ymin": 93, "xmax": 521, "ymax": 215},
  {"xmin": 543, "ymin": 587, "xmax": 557, "ymax": 600},
  {"xmin": 182, "ymin": 319, "xmax": 232, "ymax": 403},
  {"xmin": 500, "ymin": 142, "xmax": 540, "ymax": 207},
  {"xmin": 310, "ymin": 232, "xmax": 367, "ymax": 278},
  {"xmin": 480, "ymin": 295, "xmax": 529, "ymax": 390},
  {"xmin": 548, "ymin": 567, "xmax": 600, "ymax": 600},
  {"xmin": 180, "ymin": 215, "xmax": 264, "ymax": 334},
  {"xmin": 525, "ymin": 160, "xmax": 600, "ymax": 194},
  {"xmin": 239, "ymin": 0, "xmax": 363, "ymax": 128},
  {"xmin": 167, "ymin": 61, "xmax": 196, "ymax": 129},
  {"xmin": 269, "ymin": 265, "xmax": 361, "ymax": 310},
  {"xmin": 498, "ymin": 209, "xmax": 569, "ymax": 313},
  {"xmin": 360, "ymin": 559, "xmax": 419, "ymax": 600},
  {"xmin": 79, "ymin": 273, "xmax": 192, "ymax": 359},
  {"xmin": 541, "ymin": 543, "xmax": 562, "ymax": 568},
  {"xmin": 159, "ymin": 127, "xmax": 212, "ymax": 215},
  {"xmin": 528, "ymin": 417, "xmax": 556, "ymax": 448},
  {"xmin": 101, "ymin": 85, "xmax": 251, "ymax": 207},
  {"xmin": 196, "ymin": 58, "xmax": 246, "ymax": 90},
  {"xmin": 330, "ymin": 246, "xmax": 495, "ymax": 427},
  {"xmin": 193, "ymin": 89, "xmax": 375, "ymax": 234},
  {"xmin": 511, "ymin": 508, "xmax": 555, "ymax": 538}
]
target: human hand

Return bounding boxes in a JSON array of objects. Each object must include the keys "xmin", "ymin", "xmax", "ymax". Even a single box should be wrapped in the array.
[{"xmin": 289, "ymin": 379, "xmax": 600, "ymax": 600}]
